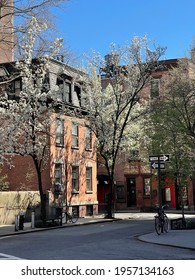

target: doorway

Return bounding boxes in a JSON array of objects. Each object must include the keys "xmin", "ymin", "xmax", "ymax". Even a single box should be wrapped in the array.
[{"xmin": 127, "ymin": 178, "xmax": 136, "ymax": 207}]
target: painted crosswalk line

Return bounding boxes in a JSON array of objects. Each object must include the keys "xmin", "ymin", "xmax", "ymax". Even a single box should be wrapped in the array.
[{"xmin": 0, "ymin": 253, "xmax": 24, "ymax": 259}]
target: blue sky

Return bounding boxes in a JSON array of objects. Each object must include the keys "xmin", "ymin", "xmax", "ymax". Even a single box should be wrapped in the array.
[{"xmin": 56, "ymin": 0, "xmax": 195, "ymax": 62}]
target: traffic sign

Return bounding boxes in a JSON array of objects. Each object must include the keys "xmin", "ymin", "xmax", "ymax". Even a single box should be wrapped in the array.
[
  {"xmin": 149, "ymin": 154, "xmax": 169, "ymax": 162},
  {"xmin": 151, "ymin": 162, "xmax": 165, "ymax": 169}
]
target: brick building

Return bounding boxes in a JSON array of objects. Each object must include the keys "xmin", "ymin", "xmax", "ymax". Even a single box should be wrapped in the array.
[
  {"xmin": 0, "ymin": 1, "xmax": 98, "ymax": 223},
  {"xmin": 0, "ymin": 58, "xmax": 98, "ymax": 221},
  {"xmin": 98, "ymin": 57, "xmax": 195, "ymax": 212}
]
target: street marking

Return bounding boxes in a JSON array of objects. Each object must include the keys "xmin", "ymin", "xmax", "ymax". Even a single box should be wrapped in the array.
[
  {"xmin": 0, "ymin": 236, "xmax": 13, "ymax": 240},
  {"xmin": 0, "ymin": 253, "xmax": 24, "ymax": 259}
]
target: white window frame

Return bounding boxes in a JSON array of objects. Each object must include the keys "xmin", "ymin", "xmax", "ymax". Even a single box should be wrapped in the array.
[
  {"xmin": 72, "ymin": 165, "xmax": 79, "ymax": 192},
  {"xmin": 56, "ymin": 118, "xmax": 64, "ymax": 146},
  {"xmin": 72, "ymin": 123, "xmax": 79, "ymax": 148},
  {"xmin": 86, "ymin": 127, "xmax": 92, "ymax": 150},
  {"xmin": 86, "ymin": 166, "xmax": 92, "ymax": 192}
]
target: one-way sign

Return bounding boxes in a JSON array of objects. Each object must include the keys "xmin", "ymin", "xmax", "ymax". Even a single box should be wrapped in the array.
[
  {"xmin": 151, "ymin": 162, "xmax": 165, "ymax": 169},
  {"xmin": 149, "ymin": 155, "xmax": 169, "ymax": 162}
]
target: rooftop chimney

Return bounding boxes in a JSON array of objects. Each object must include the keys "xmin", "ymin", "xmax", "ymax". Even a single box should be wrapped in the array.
[
  {"xmin": 103, "ymin": 53, "xmax": 119, "ymax": 77},
  {"xmin": 0, "ymin": 0, "xmax": 14, "ymax": 63}
]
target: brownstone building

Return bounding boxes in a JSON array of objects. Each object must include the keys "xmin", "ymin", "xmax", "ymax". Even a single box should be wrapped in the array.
[
  {"xmin": 98, "ymin": 57, "xmax": 195, "ymax": 212},
  {"xmin": 0, "ymin": 2, "xmax": 98, "ymax": 224},
  {"xmin": 0, "ymin": 58, "xmax": 98, "ymax": 222}
]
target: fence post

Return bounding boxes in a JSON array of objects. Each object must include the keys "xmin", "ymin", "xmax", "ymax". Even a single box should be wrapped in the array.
[
  {"xmin": 15, "ymin": 215, "xmax": 19, "ymax": 231},
  {"xmin": 31, "ymin": 211, "xmax": 35, "ymax": 229}
]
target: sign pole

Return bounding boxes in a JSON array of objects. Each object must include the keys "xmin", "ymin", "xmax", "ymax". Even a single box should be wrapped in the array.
[
  {"xmin": 158, "ymin": 156, "xmax": 162, "ymax": 207},
  {"xmin": 149, "ymin": 154, "xmax": 170, "ymax": 207}
]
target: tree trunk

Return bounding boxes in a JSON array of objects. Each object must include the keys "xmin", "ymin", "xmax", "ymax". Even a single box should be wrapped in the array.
[
  {"xmin": 103, "ymin": 158, "xmax": 116, "ymax": 219},
  {"xmin": 32, "ymin": 156, "xmax": 46, "ymax": 221},
  {"xmin": 191, "ymin": 171, "xmax": 195, "ymax": 211},
  {"xmin": 106, "ymin": 177, "xmax": 115, "ymax": 219}
]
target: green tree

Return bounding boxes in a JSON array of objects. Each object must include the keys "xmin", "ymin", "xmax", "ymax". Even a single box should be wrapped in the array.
[{"xmin": 146, "ymin": 55, "xmax": 195, "ymax": 215}]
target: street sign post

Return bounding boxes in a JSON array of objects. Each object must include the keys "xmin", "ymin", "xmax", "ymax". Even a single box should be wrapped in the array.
[
  {"xmin": 149, "ymin": 154, "xmax": 170, "ymax": 207},
  {"xmin": 151, "ymin": 162, "xmax": 165, "ymax": 169},
  {"xmin": 149, "ymin": 155, "xmax": 169, "ymax": 162}
]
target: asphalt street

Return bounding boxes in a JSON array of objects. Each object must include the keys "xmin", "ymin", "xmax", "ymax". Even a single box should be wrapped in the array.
[{"xmin": 0, "ymin": 215, "xmax": 195, "ymax": 260}]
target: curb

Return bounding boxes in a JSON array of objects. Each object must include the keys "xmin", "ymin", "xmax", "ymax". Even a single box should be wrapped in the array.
[
  {"xmin": 0, "ymin": 218, "xmax": 120, "ymax": 238},
  {"xmin": 137, "ymin": 234, "xmax": 195, "ymax": 251},
  {"xmin": 136, "ymin": 231, "xmax": 195, "ymax": 251}
]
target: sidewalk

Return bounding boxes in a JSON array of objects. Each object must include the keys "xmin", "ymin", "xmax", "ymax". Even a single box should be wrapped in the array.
[
  {"xmin": 138, "ymin": 230, "xmax": 195, "ymax": 250},
  {"xmin": 118, "ymin": 211, "xmax": 195, "ymax": 250},
  {"xmin": 0, "ymin": 212, "xmax": 195, "ymax": 251}
]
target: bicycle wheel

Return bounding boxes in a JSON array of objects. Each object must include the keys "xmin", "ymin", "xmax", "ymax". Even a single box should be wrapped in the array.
[
  {"xmin": 163, "ymin": 215, "xmax": 169, "ymax": 233},
  {"xmin": 71, "ymin": 211, "xmax": 78, "ymax": 223},
  {"xmin": 155, "ymin": 216, "xmax": 161, "ymax": 235},
  {"xmin": 62, "ymin": 212, "xmax": 71, "ymax": 223}
]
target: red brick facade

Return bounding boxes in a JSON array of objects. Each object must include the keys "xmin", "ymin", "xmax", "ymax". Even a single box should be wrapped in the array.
[
  {"xmin": 1, "ymin": 114, "xmax": 98, "ymax": 217},
  {"xmin": 0, "ymin": 59, "xmax": 98, "ymax": 218}
]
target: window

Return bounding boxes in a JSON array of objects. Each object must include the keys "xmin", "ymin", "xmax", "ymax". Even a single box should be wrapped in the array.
[
  {"xmin": 56, "ymin": 78, "xmax": 72, "ymax": 103},
  {"xmin": 54, "ymin": 163, "xmax": 63, "ymax": 194},
  {"xmin": 55, "ymin": 163, "xmax": 62, "ymax": 185},
  {"xmin": 116, "ymin": 182, "xmax": 125, "ymax": 200},
  {"xmin": 86, "ymin": 167, "xmax": 92, "ymax": 192},
  {"xmin": 64, "ymin": 82, "xmax": 72, "ymax": 103},
  {"xmin": 56, "ymin": 118, "xmax": 64, "ymax": 146},
  {"xmin": 56, "ymin": 79, "xmax": 63, "ymax": 101},
  {"xmin": 0, "ymin": 66, "xmax": 8, "ymax": 77},
  {"xmin": 72, "ymin": 123, "xmax": 79, "ymax": 148},
  {"xmin": 74, "ymin": 85, "xmax": 81, "ymax": 99},
  {"xmin": 144, "ymin": 178, "xmax": 151, "ymax": 196},
  {"xmin": 14, "ymin": 80, "xmax": 22, "ymax": 95},
  {"xmin": 72, "ymin": 85, "xmax": 81, "ymax": 107},
  {"xmin": 86, "ymin": 127, "xmax": 92, "ymax": 150},
  {"xmin": 8, "ymin": 79, "xmax": 22, "ymax": 101},
  {"xmin": 150, "ymin": 79, "xmax": 160, "ymax": 98},
  {"xmin": 72, "ymin": 166, "xmax": 79, "ymax": 192}
]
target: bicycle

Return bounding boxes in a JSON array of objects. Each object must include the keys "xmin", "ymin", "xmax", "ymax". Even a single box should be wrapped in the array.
[
  {"xmin": 154, "ymin": 204, "xmax": 169, "ymax": 235},
  {"xmin": 62, "ymin": 208, "xmax": 79, "ymax": 223}
]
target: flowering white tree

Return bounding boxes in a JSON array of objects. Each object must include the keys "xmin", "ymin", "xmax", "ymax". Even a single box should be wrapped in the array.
[
  {"xmin": 0, "ymin": 17, "xmax": 63, "ymax": 220},
  {"xmin": 84, "ymin": 38, "xmax": 166, "ymax": 218}
]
